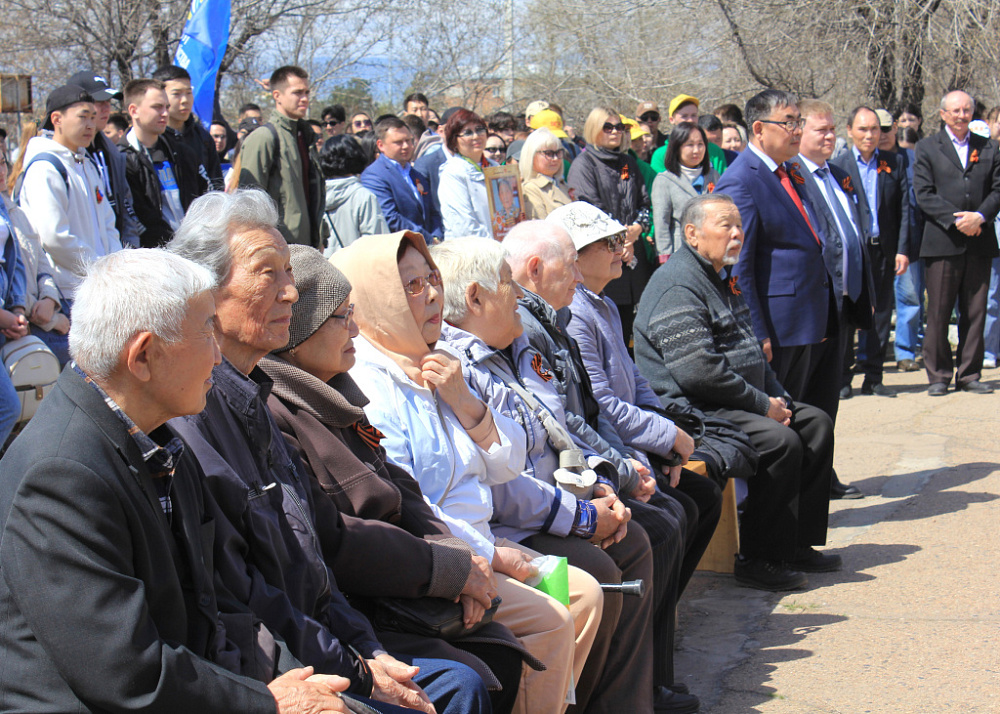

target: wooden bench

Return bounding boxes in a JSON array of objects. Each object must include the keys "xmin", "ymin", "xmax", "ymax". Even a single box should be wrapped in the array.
[{"xmin": 687, "ymin": 460, "xmax": 740, "ymax": 574}]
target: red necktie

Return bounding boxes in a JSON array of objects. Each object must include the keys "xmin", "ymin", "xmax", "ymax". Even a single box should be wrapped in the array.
[{"xmin": 775, "ymin": 165, "xmax": 820, "ymax": 246}]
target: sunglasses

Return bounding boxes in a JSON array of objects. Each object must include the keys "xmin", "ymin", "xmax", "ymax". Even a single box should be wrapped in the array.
[
  {"xmin": 328, "ymin": 303, "xmax": 354, "ymax": 323},
  {"xmin": 403, "ymin": 269, "xmax": 443, "ymax": 296},
  {"xmin": 353, "ymin": 119, "xmax": 372, "ymax": 128},
  {"xmin": 639, "ymin": 112, "xmax": 660, "ymax": 123},
  {"xmin": 484, "ymin": 145, "xmax": 505, "ymax": 153},
  {"xmin": 602, "ymin": 231, "xmax": 627, "ymax": 252},
  {"xmin": 459, "ymin": 126, "xmax": 488, "ymax": 139},
  {"xmin": 538, "ymin": 149, "xmax": 564, "ymax": 160},
  {"xmin": 322, "ymin": 120, "xmax": 342, "ymax": 127},
  {"xmin": 602, "ymin": 122, "xmax": 628, "ymax": 134}
]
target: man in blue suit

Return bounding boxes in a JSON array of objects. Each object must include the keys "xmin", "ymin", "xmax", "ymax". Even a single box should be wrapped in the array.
[
  {"xmin": 361, "ymin": 117, "xmax": 443, "ymax": 242},
  {"xmin": 715, "ymin": 90, "xmax": 831, "ymax": 404}
]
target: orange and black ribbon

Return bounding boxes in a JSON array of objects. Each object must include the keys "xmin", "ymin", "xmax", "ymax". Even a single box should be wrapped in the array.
[{"xmin": 353, "ymin": 422, "xmax": 386, "ymax": 451}]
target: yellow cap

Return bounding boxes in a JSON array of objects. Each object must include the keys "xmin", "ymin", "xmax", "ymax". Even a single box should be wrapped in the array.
[{"xmin": 668, "ymin": 94, "xmax": 700, "ymax": 118}]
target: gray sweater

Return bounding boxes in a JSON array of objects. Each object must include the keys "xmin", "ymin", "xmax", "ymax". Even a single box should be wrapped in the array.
[{"xmin": 634, "ymin": 240, "xmax": 788, "ymax": 416}]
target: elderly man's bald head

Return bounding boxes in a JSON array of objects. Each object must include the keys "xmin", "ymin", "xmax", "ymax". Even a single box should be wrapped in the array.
[{"xmin": 502, "ymin": 219, "xmax": 582, "ymax": 310}]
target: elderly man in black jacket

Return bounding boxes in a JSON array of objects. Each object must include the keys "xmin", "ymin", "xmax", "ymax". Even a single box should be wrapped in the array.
[
  {"xmin": 0, "ymin": 248, "xmax": 352, "ymax": 713},
  {"xmin": 635, "ymin": 194, "xmax": 839, "ymax": 593}
]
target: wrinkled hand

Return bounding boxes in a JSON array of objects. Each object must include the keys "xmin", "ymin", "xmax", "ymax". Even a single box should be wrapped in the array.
[
  {"xmin": 953, "ymin": 211, "xmax": 983, "ymax": 236},
  {"xmin": 492, "ymin": 545, "xmax": 537, "ymax": 582},
  {"xmin": 370, "ymin": 654, "xmax": 436, "ymax": 714},
  {"xmin": 29, "ymin": 297, "xmax": 57, "ymax": 326},
  {"xmin": 659, "ymin": 464, "xmax": 682, "ymax": 489},
  {"xmin": 0, "ymin": 311, "xmax": 28, "ymax": 340},
  {"xmin": 629, "ymin": 458, "xmax": 650, "ymax": 477},
  {"xmin": 894, "ymin": 253, "xmax": 910, "ymax": 276},
  {"xmin": 761, "ymin": 338, "xmax": 773, "ymax": 363},
  {"xmin": 460, "ymin": 554, "xmax": 497, "ymax": 613},
  {"xmin": 591, "ymin": 494, "xmax": 630, "ymax": 548},
  {"xmin": 766, "ymin": 396, "xmax": 792, "ymax": 425},
  {"xmin": 671, "ymin": 427, "xmax": 695, "ymax": 463},
  {"xmin": 459, "ymin": 593, "xmax": 486, "ymax": 629},
  {"xmin": 420, "ymin": 350, "xmax": 485, "ymax": 428},
  {"xmin": 268, "ymin": 666, "xmax": 351, "ymax": 714},
  {"xmin": 634, "ymin": 471, "xmax": 657, "ymax": 502},
  {"xmin": 51, "ymin": 313, "xmax": 71, "ymax": 335}
]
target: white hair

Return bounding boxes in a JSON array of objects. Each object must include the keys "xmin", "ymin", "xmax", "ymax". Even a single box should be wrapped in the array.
[
  {"xmin": 69, "ymin": 249, "xmax": 216, "ymax": 380},
  {"xmin": 520, "ymin": 127, "xmax": 562, "ymax": 183},
  {"xmin": 502, "ymin": 220, "xmax": 570, "ymax": 276},
  {"xmin": 167, "ymin": 189, "xmax": 279, "ymax": 282},
  {"xmin": 430, "ymin": 237, "xmax": 507, "ymax": 324}
]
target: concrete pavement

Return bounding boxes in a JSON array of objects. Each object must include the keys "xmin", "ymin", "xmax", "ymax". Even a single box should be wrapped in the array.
[{"xmin": 673, "ymin": 362, "xmax": 1000, "ymax": 712}]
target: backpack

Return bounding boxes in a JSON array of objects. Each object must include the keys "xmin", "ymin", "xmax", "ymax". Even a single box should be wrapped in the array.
[
  {"xmin": 13, "ymin": 153, "xmax": 70, "ymax": 205},
  {"xmin": 1, "ymin": 335, "xmax": 60, "ymax": 423}
]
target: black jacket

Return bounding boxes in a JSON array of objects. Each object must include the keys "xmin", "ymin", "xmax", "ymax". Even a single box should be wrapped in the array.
[
  {"xmin": 913, "ymin": 129, "xmax": 1000, "ymax": 258},
  {"xmin": 89, "ymin": 132, "xmax": 141, "ymax": 247},
  {"xmin": 832, "ymin": 147, "xmax": 911, "ymax": 261},
  {"xmin": 0, "ymin": 367, "xmax": 274, "ymax": 713},
  {"xmin": 165, "ymin": 115, "xmax": 225, "ymax": 193}
]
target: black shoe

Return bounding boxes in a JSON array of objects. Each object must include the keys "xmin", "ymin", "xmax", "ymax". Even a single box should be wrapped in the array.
[
  {"xmin": 654, "ymin": 685, "xmax": 700, "ymax": 713},
  {"xmin": 898, "ymin": 358, "xmax": 920, "ymax": 372},
  {"xmin": 669, "ymin": 684, "xmax": 690, "ymax": 695},
  {"xmin": 928, "ymin": 383, "xmax": 948, "ymax": 397},
  {"xmin": 831, "ymin": 478, "xmax": 863, "ymax": 499},
  {"xmin": 839, "ymin": 385, "xmax": 852, "ymax": 400},
  {"xmin": 958, "ymin": 380, "xmax": 994, "ymax": 394},
  {"xmin": 861, "ymin": 381, "xmax": 895, "ymax": 397},
  {"xmin": 786, "ymin": 546, "xmax": 842, "ymax": 573},
  {"xmin": 734, "ymin": 555, "xmax": 808, "ymax": 591}
]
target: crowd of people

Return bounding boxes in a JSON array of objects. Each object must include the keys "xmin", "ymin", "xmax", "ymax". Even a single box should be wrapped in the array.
[{"xmin": 0, "ymin": 60, "xmax": 997, "ymax": 714}]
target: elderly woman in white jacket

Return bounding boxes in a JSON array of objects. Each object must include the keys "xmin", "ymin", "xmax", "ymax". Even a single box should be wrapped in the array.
[
  {"xmin": 332, "ymin": 230, "xmax": 602, "ymax": 714},
  {"xmin": 438, "ymin": 109, "xmax": 496, "ymax": 239}
]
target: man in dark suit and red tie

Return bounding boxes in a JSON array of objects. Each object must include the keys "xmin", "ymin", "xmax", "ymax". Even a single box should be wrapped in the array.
[
  {"xmin": 716, "ymin": 91, "xmax": 860, "ymax": 498},
  {"xmin": 833, "ymin": 105, "xmax": 911, "ymax": 399},
  {"xmin": 913, "ymin": 90, "xmax": 1000, "ymax": 395}
]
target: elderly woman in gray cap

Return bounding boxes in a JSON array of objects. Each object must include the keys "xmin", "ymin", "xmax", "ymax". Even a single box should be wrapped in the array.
[{"xmin": 256, "ymin": 245, "xmax": 542, "ymax": 714}]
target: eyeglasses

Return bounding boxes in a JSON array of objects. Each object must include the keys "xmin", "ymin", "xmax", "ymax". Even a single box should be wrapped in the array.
[
  {"xmin": 538, "ymin": 149, "xmax": 564, "ymax": 160},
  {"xmin": 602, "ymin": 231, "xmax": 627, "ymax": 253},
  {"xmin": 328, "ymin": 304, "xmax": 355, "ymax": 323},
  {"xmin": 458, "ymin": 126, "xmax": 488, "ymax": 139},
  {"xmin": 353, "ymin": 119, "xmax": 372, "ymax": 128},
  {"xmin": 602, "ymin": 122, "xmax": 628, "ymax": 134},
  {"xmin": 484, "ymin": 145, "xmax": 505, "ymax": 154},
  {"xmin": 322, "ymin": 120, "xmax": 342, "ymax": 127},
  {"xmin": 759, "ymin": 118, "xmax": 806, "ymax": 132},
  {"xmin": 403, "ymin": 269, "xmax": 443, "ymax": 296},
  {"xmin": 639, "ymin": 112, "xmax": 660, "ymax": 123}
]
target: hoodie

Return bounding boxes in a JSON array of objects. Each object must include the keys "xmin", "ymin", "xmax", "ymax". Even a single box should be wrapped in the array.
[
  {"xmin": 322, "ymin": 176, "xmax": 388, "ymax": 256},
  {"xmin": 19, "ymin": 135, "xmax": 122, "ymax": 298}
]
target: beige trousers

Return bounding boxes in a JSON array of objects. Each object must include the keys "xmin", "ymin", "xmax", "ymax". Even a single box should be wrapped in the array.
[{"xmin": 493, "ymin": 539, "xmax": 604, "ymax": 714}]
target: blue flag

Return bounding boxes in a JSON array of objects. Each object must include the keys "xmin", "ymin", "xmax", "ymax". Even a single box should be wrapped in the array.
[{"xmin": 175, "ymin": 0, "xmax": 231, "ymax": 130}]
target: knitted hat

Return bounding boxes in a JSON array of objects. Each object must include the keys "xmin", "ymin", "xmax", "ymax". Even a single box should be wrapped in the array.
[
  {"xmin": 546, "ymin": 202, "xmax": 626, "ymax": 251},
  {"xmin": 274, "ymin": 245, "xmax": 352, "ymax": 353}
]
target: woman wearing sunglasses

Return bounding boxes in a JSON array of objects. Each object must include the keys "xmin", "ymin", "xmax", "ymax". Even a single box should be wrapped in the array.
[
  {"xmin": 439, "ymin": 109, "xmax": 498, "ymax": 239},
  {"xmin": 567, "ymin": 107, "xmax": 654, "ymax": 348},
  {"xmin": 484, "ymin": 134, "xmax": 508, "ymax": 165},
  {"xmin": 519, "ymin": 128, "xmax": 572, "ymax": 220}
]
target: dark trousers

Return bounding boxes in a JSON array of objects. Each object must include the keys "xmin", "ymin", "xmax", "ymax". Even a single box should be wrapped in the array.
[
  {"xmin": 923, "ymin": 254, "xmax": 991, "ymax": 386},
  {"xmin": 522, "ymin": 522, "xmax": 654, "ymax": 714},
  {"xmin": 843, "ymin": 250, "xmax": 896, "ymax": 386},
  {"xmin": 709, "ymin": 403, "xmax": 834, "ymax": 561},
  {"xmin": 769, "ymin": 343, "xmax": 812, "ymax": 403},
  {"xmin": 660, "ymin": 469, "xmax": 723, "ymax": 594}
]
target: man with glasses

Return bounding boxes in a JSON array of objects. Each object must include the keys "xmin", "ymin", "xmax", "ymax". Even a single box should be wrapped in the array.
[
  {"xmin": 636, "ymin": 101, "xmax": 666, "ymax": 147},
  {"xmin": 715, "ymin": 91, "xmax": 834, "ymax": 453},
  {"xmin": 913, "ymin": 90, "xmax": 1000, "ymax": 395},
  {"xmin": 361, "ymin": 117, "xmax": 443, "ymax": 241},
  {"xmin": 238, "ymin": 65, "xmax": 326, "ymax": 249},
  {"xmin": 321, "ymin": 105, "xmax": 346, "ymax": 138}
]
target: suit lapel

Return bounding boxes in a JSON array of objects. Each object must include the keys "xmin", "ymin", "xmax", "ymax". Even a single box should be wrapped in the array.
[
  {"xmin": 753, "ymin": 155, "xmax": 813, "ymax": 236},
  {"xmin": 938, "ymin": 131, "xmax": 966, "ymax": 173}
]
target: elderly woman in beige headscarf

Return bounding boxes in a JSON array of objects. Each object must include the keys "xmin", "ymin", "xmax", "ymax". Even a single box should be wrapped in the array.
[{"xmin": 333, "ymin": 231, "xmax": 602, "ymax": 714}]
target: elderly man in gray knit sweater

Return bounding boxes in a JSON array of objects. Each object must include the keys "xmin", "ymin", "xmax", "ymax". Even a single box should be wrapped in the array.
[{"xmin": 634, "ymin": 193, "xmax": 841, "ymax": 592}]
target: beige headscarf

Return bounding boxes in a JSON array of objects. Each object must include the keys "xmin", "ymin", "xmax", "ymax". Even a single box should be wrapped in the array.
[{"xmin": 330, "ymin": 231, "xmax": 440, "ymax": 384}]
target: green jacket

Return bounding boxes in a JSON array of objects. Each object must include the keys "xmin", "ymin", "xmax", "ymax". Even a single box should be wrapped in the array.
[
  {"xmin": 238, "ymin": 112, "xmax": 327, "ymax": 249},
  {"xmin": 650, "ymin": 140, "xmax": 727, "ymax": 177}
]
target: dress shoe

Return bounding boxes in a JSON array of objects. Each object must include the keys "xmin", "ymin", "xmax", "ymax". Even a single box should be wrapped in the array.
[
  {"xmin": 786, "ymin": 546, "xmax": 842, "ymax": 573},
  {"xmin": 734, "ymin": 555, "xmax": 808, "ymax": 591},
  {"xmin": 654, "ymin": 685, "xmax": 700, "ymax": 713},
  {"xmin": 861, "ymin": 381, "xmax": 895, "ymax": 397},
  {"xmin": 927, "ymin": 383, "xmax": 948, "ymax": 397},
  {"xmin": 897, "ymin": 358, "xmax": 921, "ymax": 372},
  {"xmin": 958, "ymin": 380, "xmax": 994, "ymax": 394},
  {"xmin": 839, "ymin": 385, "xmax": 852, "ymax": 400},
  {"xmin": 831, "ymin": 478, "xmax": 863, "ymax": 499}
]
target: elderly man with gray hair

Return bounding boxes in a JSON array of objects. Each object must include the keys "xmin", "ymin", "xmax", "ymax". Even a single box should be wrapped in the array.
[
  {"xmin": 635, "ymin": 193, "xmax": 839, "ymax": 592},
  {"xmin": 167, "ymin": 189, "xmax": 491, "ymax": 714},
  {"xmin": 0, "ymin": 248, "xmax": 352, "ymax": 713}
]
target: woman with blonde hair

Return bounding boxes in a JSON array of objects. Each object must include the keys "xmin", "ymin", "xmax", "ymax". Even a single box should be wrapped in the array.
[{"xmin": 519, "ymin": 128, "xmax": 571, "ymax": 220}]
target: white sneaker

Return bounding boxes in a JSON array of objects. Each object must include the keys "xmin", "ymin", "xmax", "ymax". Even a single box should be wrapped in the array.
[{"xmin": 984, "ymin": 357, "xmax": 997, "ymax": 370}]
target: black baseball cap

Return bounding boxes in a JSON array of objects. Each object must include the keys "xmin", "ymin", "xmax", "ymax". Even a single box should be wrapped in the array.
[
  {"xmin": 42, "ymin": 84, "xmax": 95, "ymax": 130},
  {"xmin": 67, "ymin": 71, "xmax": 122, "ymax": 102}
]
